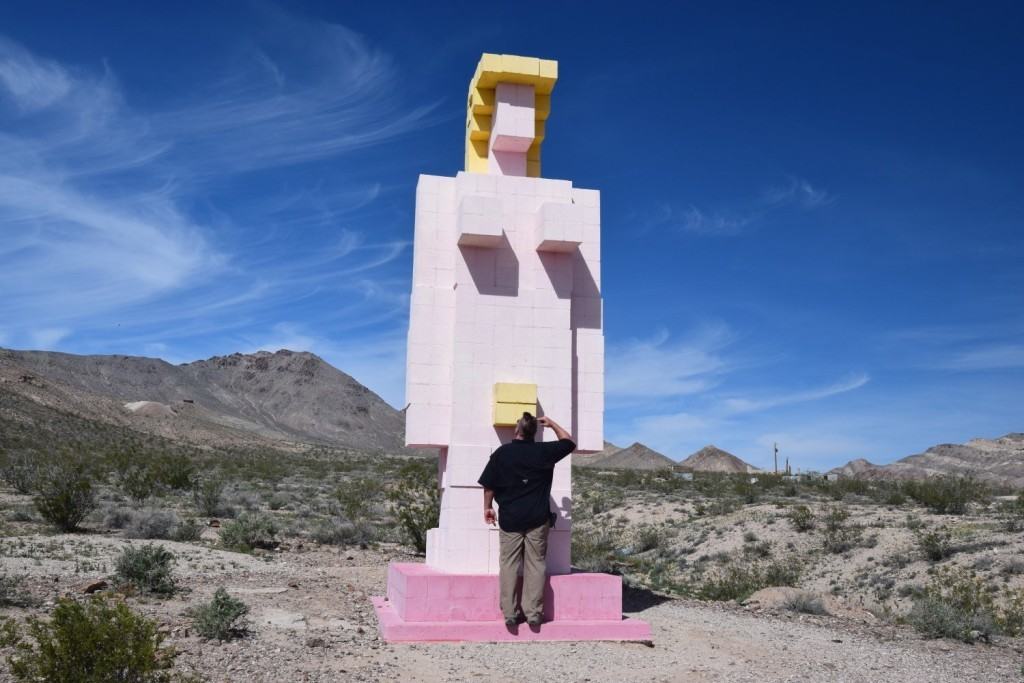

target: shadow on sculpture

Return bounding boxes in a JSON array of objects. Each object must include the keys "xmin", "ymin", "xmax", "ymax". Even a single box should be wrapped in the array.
[{"xmin": 459, "ymin": 234, "xmax": 519, "ymax": 296}]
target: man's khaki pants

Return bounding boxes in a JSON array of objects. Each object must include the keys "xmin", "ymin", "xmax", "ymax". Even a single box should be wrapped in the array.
[{"xmin": 498, "ymin": 521, "xmax": 550, "ymax": 621}]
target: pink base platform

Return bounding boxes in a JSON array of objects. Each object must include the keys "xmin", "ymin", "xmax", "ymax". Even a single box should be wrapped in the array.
[{"xmin": 372, "ymin": 563, "xmax": 651, "ymax": 643}]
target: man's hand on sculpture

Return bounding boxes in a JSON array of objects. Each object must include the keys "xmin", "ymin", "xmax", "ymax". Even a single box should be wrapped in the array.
[
  {"xmin": 537, "ymin": 415, "xmax": 572, "ymax": 442},
  {"xmin": 484, "ymin": 508, "xmax": 497, "ymax": 526}
]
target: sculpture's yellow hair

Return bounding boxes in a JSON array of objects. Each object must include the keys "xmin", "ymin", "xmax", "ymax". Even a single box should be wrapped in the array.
[{"xmin": 465, "ymin": 54, "xmax": 558, "ymax": 177}]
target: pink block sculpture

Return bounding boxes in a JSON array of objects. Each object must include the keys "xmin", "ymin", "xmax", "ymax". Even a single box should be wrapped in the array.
[{"xmin": 373, "ymin": 54, "xmax": 650, "ymax": 643}]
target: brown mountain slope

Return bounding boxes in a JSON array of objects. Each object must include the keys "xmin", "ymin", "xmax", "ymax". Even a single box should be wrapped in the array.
[
  {"xmin": 575, "ymin": 441, "xmax": 675, "ymax": 470},
  {"xmin": 833, "ymin": 433, "xmax": 1024, "ymax": 487},
  {"xmin": 574, "ymin": 441, "xmax": 622, "ymax": 467},
  {"xmin": 679, "ymin": 445, "xmax": 759, "ymax": 473},
  {"xmin": 0, "ymin": 348, "xmax": 406, "ymax": 452},
  {"xmin": 827, "ymin": 458, "xmax": 879, "ymax": 478}
]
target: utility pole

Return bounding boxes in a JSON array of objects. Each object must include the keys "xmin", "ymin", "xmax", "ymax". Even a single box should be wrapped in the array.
[{"xmin": 773, "ymin": 442, "xmax": 778, "ymax": 474}]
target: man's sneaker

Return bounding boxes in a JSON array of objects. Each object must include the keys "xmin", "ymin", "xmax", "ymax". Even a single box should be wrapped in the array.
[
  {"xmin": 504, "ymin": 617, "xmax": 517, "ymax": 628},
  {"xmin": 526, "ymin": 616, "xmax": 543, "ymax": 627}
]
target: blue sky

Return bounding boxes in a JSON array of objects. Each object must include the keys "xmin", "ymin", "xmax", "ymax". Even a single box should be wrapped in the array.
[{"xmin": 1, "ymin": 2, "xmax": 1021, "ymax": 469}]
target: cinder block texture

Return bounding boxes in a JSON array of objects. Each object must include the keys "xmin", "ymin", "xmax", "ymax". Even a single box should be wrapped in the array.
[
  {"xmin": 406, "ymin": 56, "xmax": 605, "ymax": 581},
  {"xmin": 384, "ymin": 564, "xmax": 625, "ymax": 623}
]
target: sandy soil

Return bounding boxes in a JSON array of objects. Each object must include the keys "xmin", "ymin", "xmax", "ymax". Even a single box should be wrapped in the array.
[{"xmin": 2, "ymin": 533, "xmax": 1022, "ymax": 683}]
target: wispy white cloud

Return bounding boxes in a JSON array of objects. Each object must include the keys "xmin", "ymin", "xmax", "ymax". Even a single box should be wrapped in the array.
[
  {"xmin": 26, "ymin": 327, "xmax": 71, "ymax": 349},
  {"xmin": 624, "ymin": 411, "xmax": 715, "ymax": 452},
  {"xmin": 0, "ymin": 37, "xmax": 72, "ymax": 111},
  {"xmin": 646, "ymin": 203, "xmax": 751, "ymax": 236},
  {"xmin": 0, "ymin": 176, "xmax": 216, "ymax": 323},
  {"xmin": 882, "ymin": 323, "xmax": 1024, "ymax": 372},
  {"xmin": 153, "ymin": 10, "xmax": 440, "ymax": 174},
  {"xmin": 606, "ymin": 324, "xmax": 733, "ymax": 400},
  {"xmin": 605, "ymin": 319, "xmax": 870, "ymax": 461},
  {"xmin": 717, "ymin": 373, "xmax": 870, "ymax": 414},
  {"xmin": 0, "ymin": 12, "xmax": 436, "ymax": 362},
  {"xmin": 644, "ymin": 175, "xmax": 833, "ymax": 237},
  {"xmin": 942, "ymin": 344, "xmax": 1024, "ymax": 370},
  {"xmin": 762, "ymin": 177, "xmax": 834, "ymax": 209}
]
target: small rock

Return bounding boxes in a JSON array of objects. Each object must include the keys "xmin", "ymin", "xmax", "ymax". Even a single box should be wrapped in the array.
[{"xmin": 80, "ymin": 580, "xmax": 108, "ymax": 594}]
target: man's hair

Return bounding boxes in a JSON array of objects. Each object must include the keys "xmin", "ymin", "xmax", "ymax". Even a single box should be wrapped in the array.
[{"xmin": 516, "ymin": 412, "xmax": 538, "ymax": 440}]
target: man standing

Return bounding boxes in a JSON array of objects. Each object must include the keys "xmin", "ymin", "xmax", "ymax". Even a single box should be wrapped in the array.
[{"xmin": 478, "ymin": 412, "xmax": 576, "ymax": 629}]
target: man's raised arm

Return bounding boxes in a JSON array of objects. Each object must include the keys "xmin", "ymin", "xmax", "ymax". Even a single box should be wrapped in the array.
[{"xmin": 538, "ymin": 415, "xmax": 572, "ymax": 443}]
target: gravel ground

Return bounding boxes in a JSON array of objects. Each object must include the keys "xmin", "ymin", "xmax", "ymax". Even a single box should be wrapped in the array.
[{"xmin": 2, "ymin": 534, "xmax": 1022, "ymax": 682}]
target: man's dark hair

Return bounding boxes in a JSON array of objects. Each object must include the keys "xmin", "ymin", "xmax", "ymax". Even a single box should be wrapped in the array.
[{"xmin": 516, "ymin": 412, "xmax": 537, "ymax": 441}]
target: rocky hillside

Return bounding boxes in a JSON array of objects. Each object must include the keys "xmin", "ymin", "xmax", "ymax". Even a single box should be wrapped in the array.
[
  {"xmin": 0, "ymin": 348, "xmax": 406, "ymax": 452},
  {"xmin": 575, "ymin": 441, "xmax": 675, "ymax": 470},
  {"xmin": 827, "ymin": 458, "xmax": 880, "ymax": 478},
  {"xmin": 831, "ymin": 433, "xmax": 1024, "ymax": 487},
  {"xmin": 678, "ymin": 445, "xmax": 759, "ymax": 473}
]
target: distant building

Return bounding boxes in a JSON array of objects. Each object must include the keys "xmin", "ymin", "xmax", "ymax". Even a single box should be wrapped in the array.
[{"xmin": 671, "ymin": 465, "xmax": 695, "ymax": 481}]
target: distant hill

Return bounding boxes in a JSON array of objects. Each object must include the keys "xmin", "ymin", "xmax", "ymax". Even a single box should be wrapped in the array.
[
  {"xmin": 827, "ymin": 458, "xmax": 880, "ymax": 478},
  {"xmin": 575, "ymin": 441, "xmax": 675, "ymax": 470},
  {"xmin": 830, "ymin": 433, "xmax": 1024, "ymax": 487},
  {"xmin": 678, "ymin": 445, "xmax": 759, "ymax": 474},
  {"xmin": 0, "ymin": 348, "xmax": 407, "ymax": 452}
]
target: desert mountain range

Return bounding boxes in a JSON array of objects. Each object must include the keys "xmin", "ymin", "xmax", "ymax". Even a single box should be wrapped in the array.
[
  {"xmin": 829, "ymin": 433, "xmax": 1024, "ymax": 487},
  {"xmin": 2, "ymin": 347, "xmax": 1020, "ymax": 482},
  {"xmin": 575, "ymin": 441, "xmax": 676, "ymax": 470},
  {"xmin": 677, "ymin": 445, "xmax": 759, "ymax": 474},
  {"xmin": 0, "ymin": 348, "xmax": 406, "ymax": 453}
]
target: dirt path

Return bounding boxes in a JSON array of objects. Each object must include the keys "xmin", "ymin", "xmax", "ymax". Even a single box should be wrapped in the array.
[{"xmin": 2, "ymin": 536, "xmax": 1021, "ymax": 682}]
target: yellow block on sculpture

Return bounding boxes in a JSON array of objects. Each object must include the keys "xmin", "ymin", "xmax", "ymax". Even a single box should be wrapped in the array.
[
  {"xmin": 493, "ymin": 382, "xmax": 538, "ymax": 405},
  {"xmin": 493, "ymin": 402, "xmax": 539, "ymax": 427},
  {"xmin": 464, "ymin": 53, "xmax": 558, "ymax": 177}
]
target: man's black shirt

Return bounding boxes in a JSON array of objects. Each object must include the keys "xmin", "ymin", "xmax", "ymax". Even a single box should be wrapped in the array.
[{"xmin": 478, "ymin": 437, "xmax": 576, "ymax": 533}]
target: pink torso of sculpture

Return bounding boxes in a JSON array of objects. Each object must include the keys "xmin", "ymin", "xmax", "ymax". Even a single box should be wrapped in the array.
[{"xmin": 404, "ymin": 55, "xmax": 603, "ymax": 575}]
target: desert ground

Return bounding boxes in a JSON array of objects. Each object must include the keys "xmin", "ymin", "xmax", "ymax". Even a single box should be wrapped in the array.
[{"xmin": 3, "ymin": 448, "xmax": 1024, "ymax": 682}]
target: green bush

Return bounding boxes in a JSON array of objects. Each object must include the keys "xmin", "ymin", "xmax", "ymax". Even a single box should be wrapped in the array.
[
  {"xmin": 903, "ymin": 476, "xmax": 989, "ymax": 515},
  {"xmin": 906, "ymin": 568, "xmax": 999, "ymax": 643},
  {"xmin": 0, "ymin": 450, "xmax": 40, "ymax": 494},
  {"xmin": 783, "ymin": 591, "xmax": 828, "ymax": 615},
  {"xmin": 114, "ymin": 545, "xmax": 177, "ymax": 595},
  {"xmin": 219, "ymin": 512, "xmax": 277, "ymax": 552},
  {"xmin": 697, "ymin": 558, "xmax": 801, "ymax": 602},
  {"xmin": 187, "ymin": 588, "xmax": 249, "ymax": 641},
  {"xmin": 120, "ymin": 465, "xmax": 158, "ymax": 503},
  {"xmin": 150, "ymin": 455, "xmax": 194, "ymax": 492},
  {"xmin": 171, "ymin": 518, "xmax": 204, "ymax": 543},
  {"xmin": 124, "ymin": 510, "xmax": 179, "ymax": 540},
  {"xmin": 192, "ymin": 477, "xmax": 227, "ymax": 517},
  {"xmin": 311, "ymin": 517, "xmax": 376, "ymax": 548},
  {"xmin": 998, "ymin": 495, "xmax": 1024, "ymax": 532},
  {"xmin": 334, "ymin": 477, "xmax": 382, "ymax": 521},
  {"xmin": 33, "ymin": 455, "xmax": 98, "ymax": 532},
  {"xmin": 387, "ymin": 461, "xmax": 439, "ymax": 554},
  {"xmin": 917, "ymin": 529, "xmax": 955, "ymax": 562},
  {"xmin": 787, "ymin": 505, "xmax": 815, "ymax": 532},
  {"xmin": 2, "ymin": 596, "xmax": 177, "ymax": 682},
  {"xmin": 0, "ymin": 572, "xmax": 38, "ymax": 608},
  {"xmin": 571, "ymin": 527, "xmax": 621, "ymax": 573},
  {"xmin": 631, "ymin": 525, "xmax": 665, "ymax": 553},
  {"xmin": 821, "ymin": 506, "xmax": 862, "ymax": 554}
]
